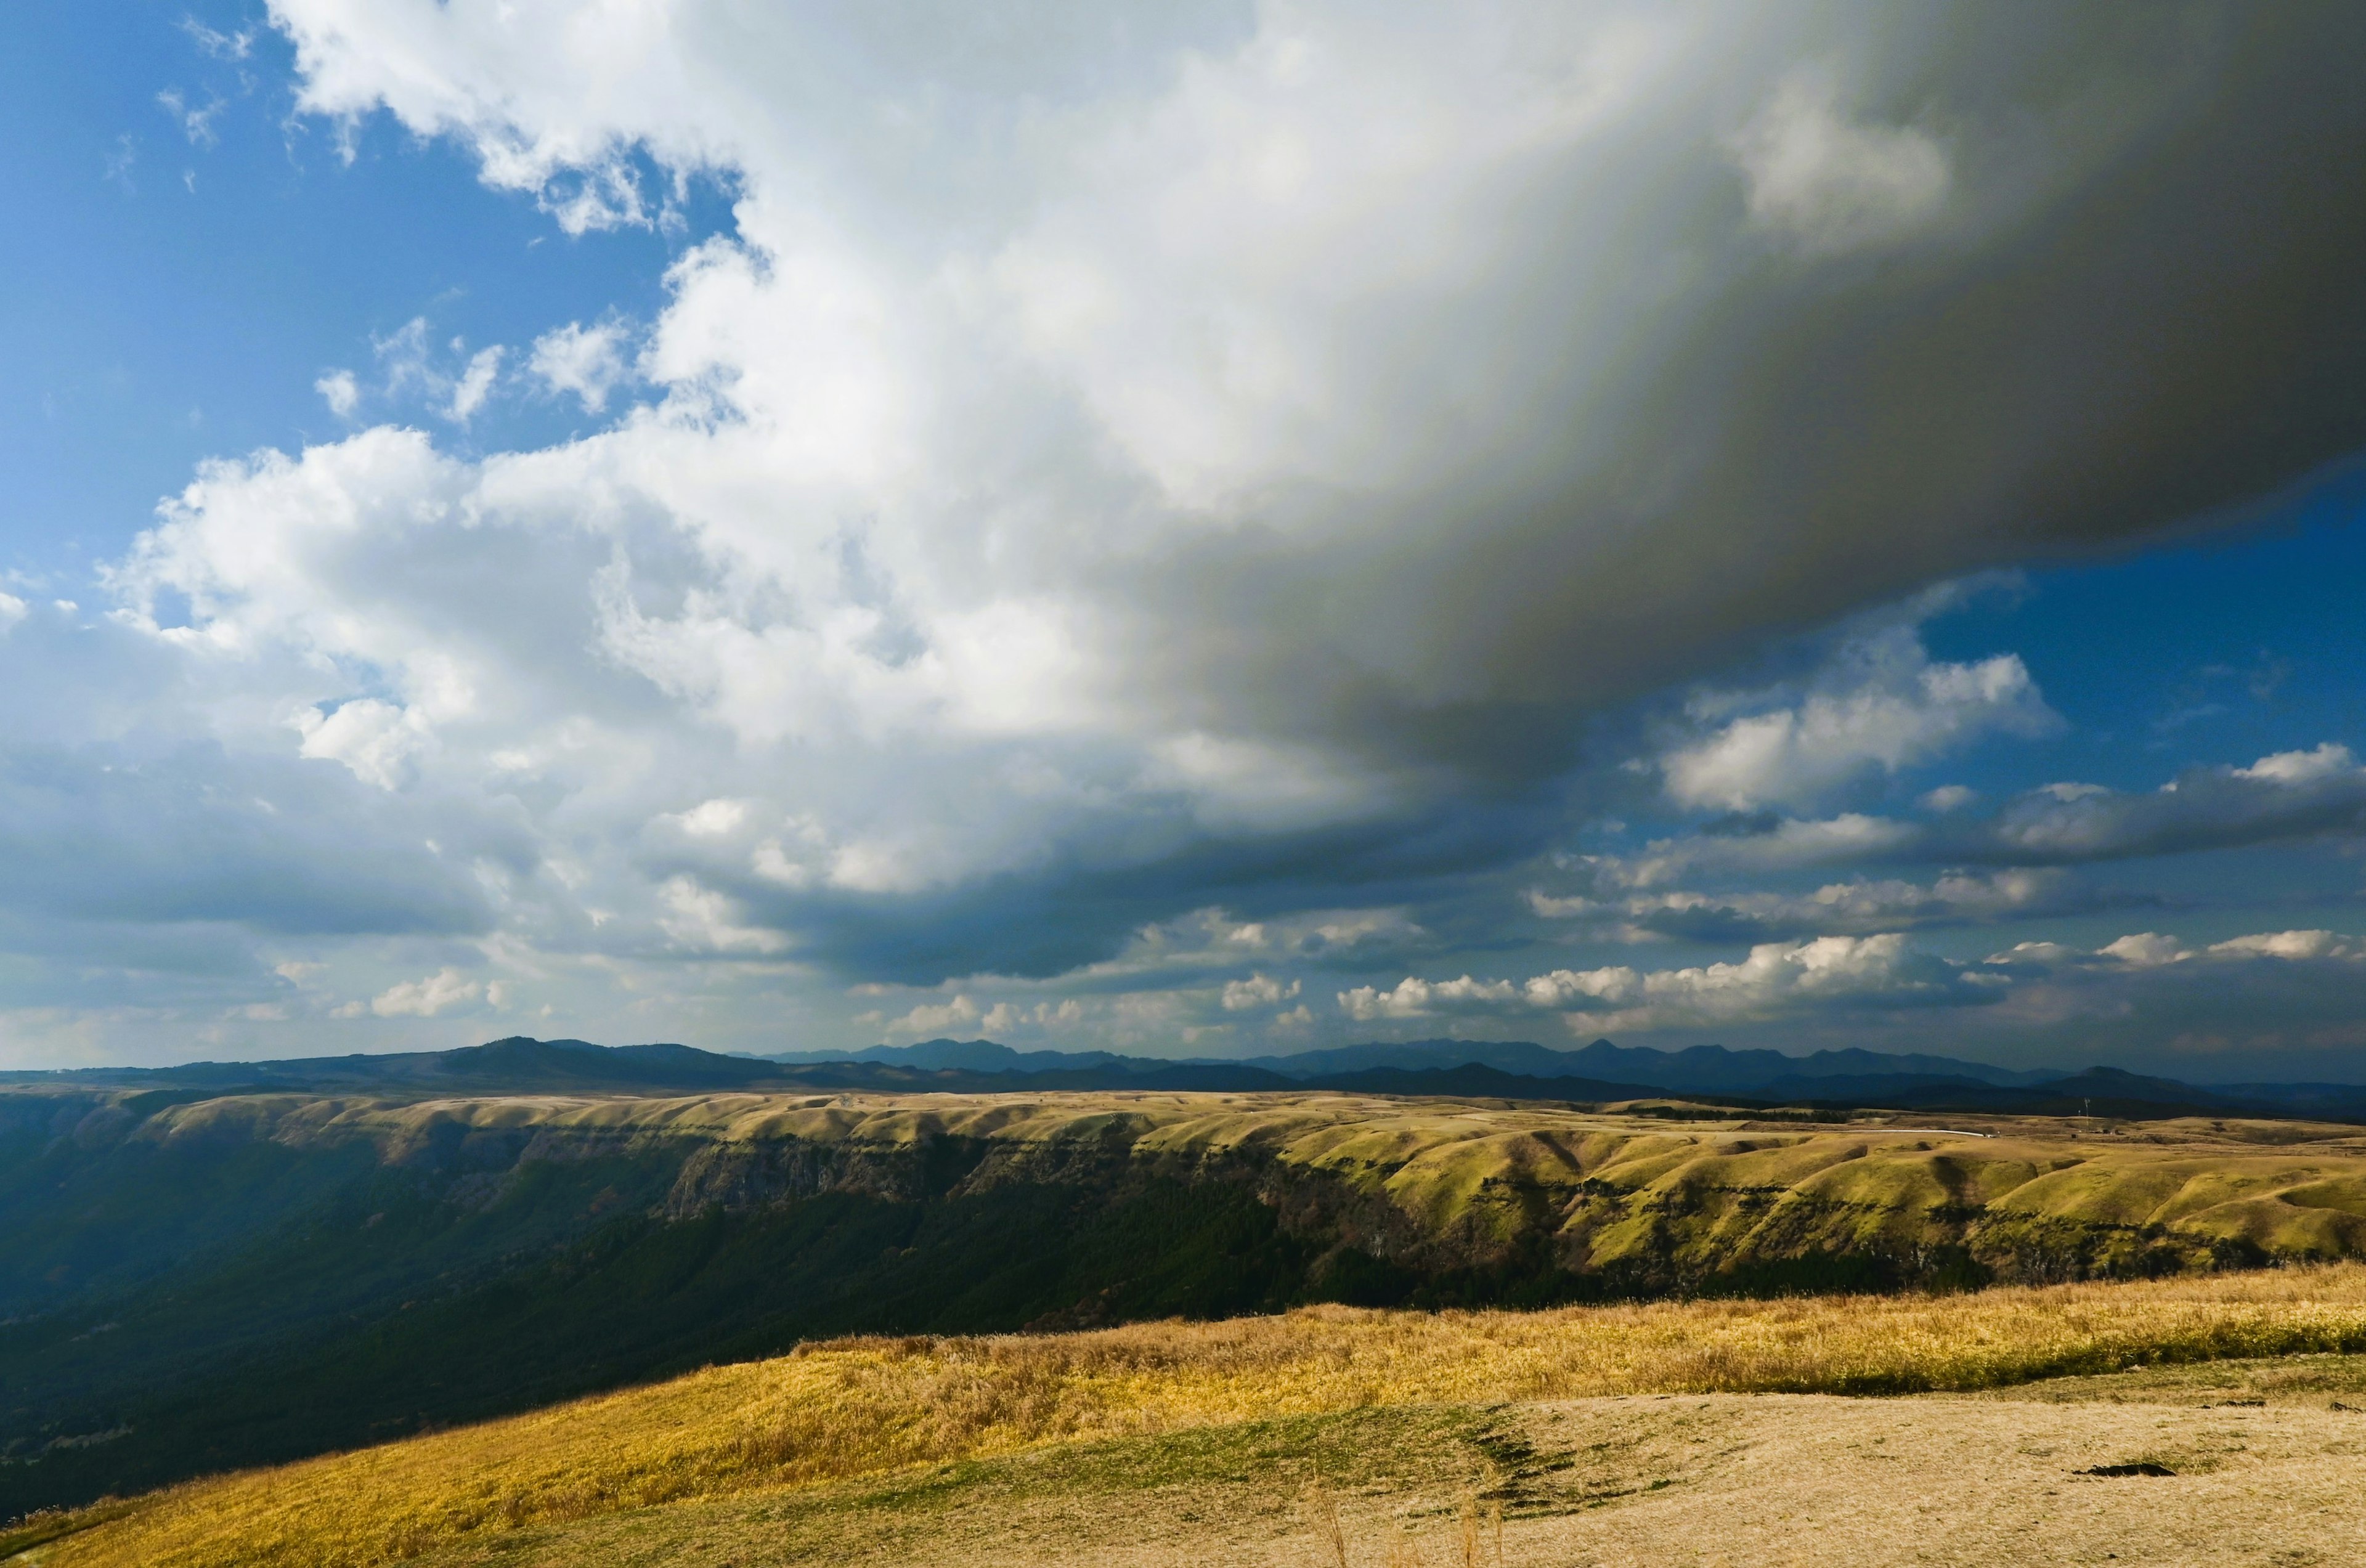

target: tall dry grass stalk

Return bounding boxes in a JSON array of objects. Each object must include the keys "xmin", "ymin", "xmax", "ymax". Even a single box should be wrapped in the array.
[
  {"xmin": 1313, "ymin": 1489, "xmax": 1351, "ymax": 1568},
  {"xmin": 50, "ymin": 1263, "xmax": 2366, "ymax": 1568}
]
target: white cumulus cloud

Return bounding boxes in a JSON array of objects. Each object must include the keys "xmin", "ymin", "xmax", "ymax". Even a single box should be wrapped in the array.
[
  {"xmin": 529, "ymin": 319, "xmax": 632, "ymax": 413},
  {"xmin": 885, "ymin": 993, "xmax": 982, "ymax": 1038},
  {"xmin": 1221, "ymin": 972, "xmax": 1301, "ymax": 1011},
  {"xmin": 315, "ymin": 369, "xmax": 360, "ymax": 416},
  {"xmin": 1661, "ymin": 618, "xmax": 2057, "ymax": 813},
  {"xmin": 1534, "ymin": 867, "xmax": 2102, "ymax": 943},
  {"xmin": 446, "ymin": 344, "xmax": 505, "ymax": 422},
  {"xmin": 293, "ymin": 698, "xmax": 428, "ymax": 789},
  {"xmin": 1343, "ymin": 932, "xmax": 1996, "ymax": 1030}
]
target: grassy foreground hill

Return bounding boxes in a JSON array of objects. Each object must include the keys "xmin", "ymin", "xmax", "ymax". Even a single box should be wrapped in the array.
[
  {"xmin": 11, "ymin": 1087, "xmax": 2366, "ymax": 1516},
  {"xmin": 21, "ymin": 1265, "xmax": 2366, "ymax": 1566}
]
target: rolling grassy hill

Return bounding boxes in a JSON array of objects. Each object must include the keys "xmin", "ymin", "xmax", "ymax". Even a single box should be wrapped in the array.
[{"xmin": 22, "ymin": 1264, "xmax": 2366, "ymax": 1567}]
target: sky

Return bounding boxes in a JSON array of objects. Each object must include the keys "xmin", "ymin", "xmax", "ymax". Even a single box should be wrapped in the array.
[{"xmin": 6, "ymin": 2, "xmax": 2366, "ymax": 1079}]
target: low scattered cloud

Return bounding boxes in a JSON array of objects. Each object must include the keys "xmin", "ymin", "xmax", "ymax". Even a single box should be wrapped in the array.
[
  {"xmin": 1344, "ymin": 932, "xmax": 1999, "ymax": 1030},
  {"xmin": 1349, "ymin": 926, "xmax": 2366, "ymax": 1040},
  {"xmin": 157, "ymin": 87, "xmax": 226, "ymax": 148},
  {"xmin": 103, "ymin": 134, "xmax": 137, "ymax": 193},
  {"xmin": 1534, "ymin": 867, "xmax": 2124, "ymax": 944},
  {"xmin": 1573, "ymin": 742, "xmax": 2366, "ymax": 896},
  {"xmin": 529, "ymin": 320, "xmax": 633, "ymax": 413},
  {"xmin": 447, "ymin": 345, "xmax": 505, "ymax": 423},
  {"xmin": 1659, "ymin": 617, "xmax": 2057, "ymax": 813},
  {"xmin": 657, "ymin": 876, "xmax": 789, "ymax": 956},
  {"xmin": 370, "ymin": 965, "xmax": 481, "ymax": 1017},
  {"xmin": 1730, "ymin": 72, "xmax": 1950, "ymax": 254},
  {"xmin": 314, "ymin": 369, "xmax": 360, "ymax": 417},
  {"xmin": 1221, "ymin": 972, "xmax": 1301, "ymax": 1011},
  {"xmin": 664, "ymin": 798, "xmax": 750, "ymax": 839},
  {"xmin": 371, "ymin": 319, "xmax": 508, "ymax": 424},
  {"xmin": 1567, "ymin": 814, "xmax": 1921, "ymax": 891},
  {"xmin": 1985, "ymin": 744, "xmax": 2366, "ymax": 864},
  {"xmin": 180, "ymin": 19, "xmax": 254, "ymax": 60},
  {"xmin": 882, "ymin": 992, "xmax": 981, "ymax": 1038},
  {"xmin": 292, "ymin": 698, "xmax": 429, "ymax": 790},
  {"xmin": 2042, "ymin": 928, "xmax": 2366, "ymax": 970},
  {"xmin": 1056, "ymin": 908, "xmax": 1436, "ymax": 990}
]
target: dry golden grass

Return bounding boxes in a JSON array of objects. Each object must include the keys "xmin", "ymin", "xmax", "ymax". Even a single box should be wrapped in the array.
[{"xmin": 41, "ymin": 1263, "xmax": 2366, "ymax": 1568}]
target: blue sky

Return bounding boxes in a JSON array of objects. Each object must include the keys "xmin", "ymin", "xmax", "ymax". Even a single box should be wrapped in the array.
[
  {"xmin": 0, "ymin": 6, "xmax": 732, "ymax": 570},
  {"xmin": 6, "ymin": 2, "xmax": 2366, "ymax": 1078}
]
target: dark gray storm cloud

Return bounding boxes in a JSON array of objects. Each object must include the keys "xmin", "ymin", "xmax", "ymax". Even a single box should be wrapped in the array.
[
  {"xmin": 1115, "ymin": 6, "xmax": 2366, "ymax": 784},
  {"xmin": 0, "ymin": 741, "xmax": 494, "ymax": 936},
  {"xmin": 1538, "ymin": 743, "xmax": 2366, "ymax": 946},
  {"xmin": 1982, "ymin": 746, "xmax": 2366, "ymax": 864}
]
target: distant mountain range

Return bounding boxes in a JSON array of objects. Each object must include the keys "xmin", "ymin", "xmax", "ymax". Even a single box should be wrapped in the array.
[
  {"xmin": 755, "ymin": 1036, "xmax": 2366, "ymax": 1120},
  {"xmin": 10, "ymin": 1033, "xmax": 2366, "ymax": 1121},
  {"xmin": 763, "ymin": 1035, "xmax": 2067, "ymax": 1088}
]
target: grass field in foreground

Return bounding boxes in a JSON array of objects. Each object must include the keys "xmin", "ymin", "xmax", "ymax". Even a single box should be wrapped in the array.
[{"xmin": 23, "ymin": 1263, "xmax": 2366, "ymax": 1567}]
